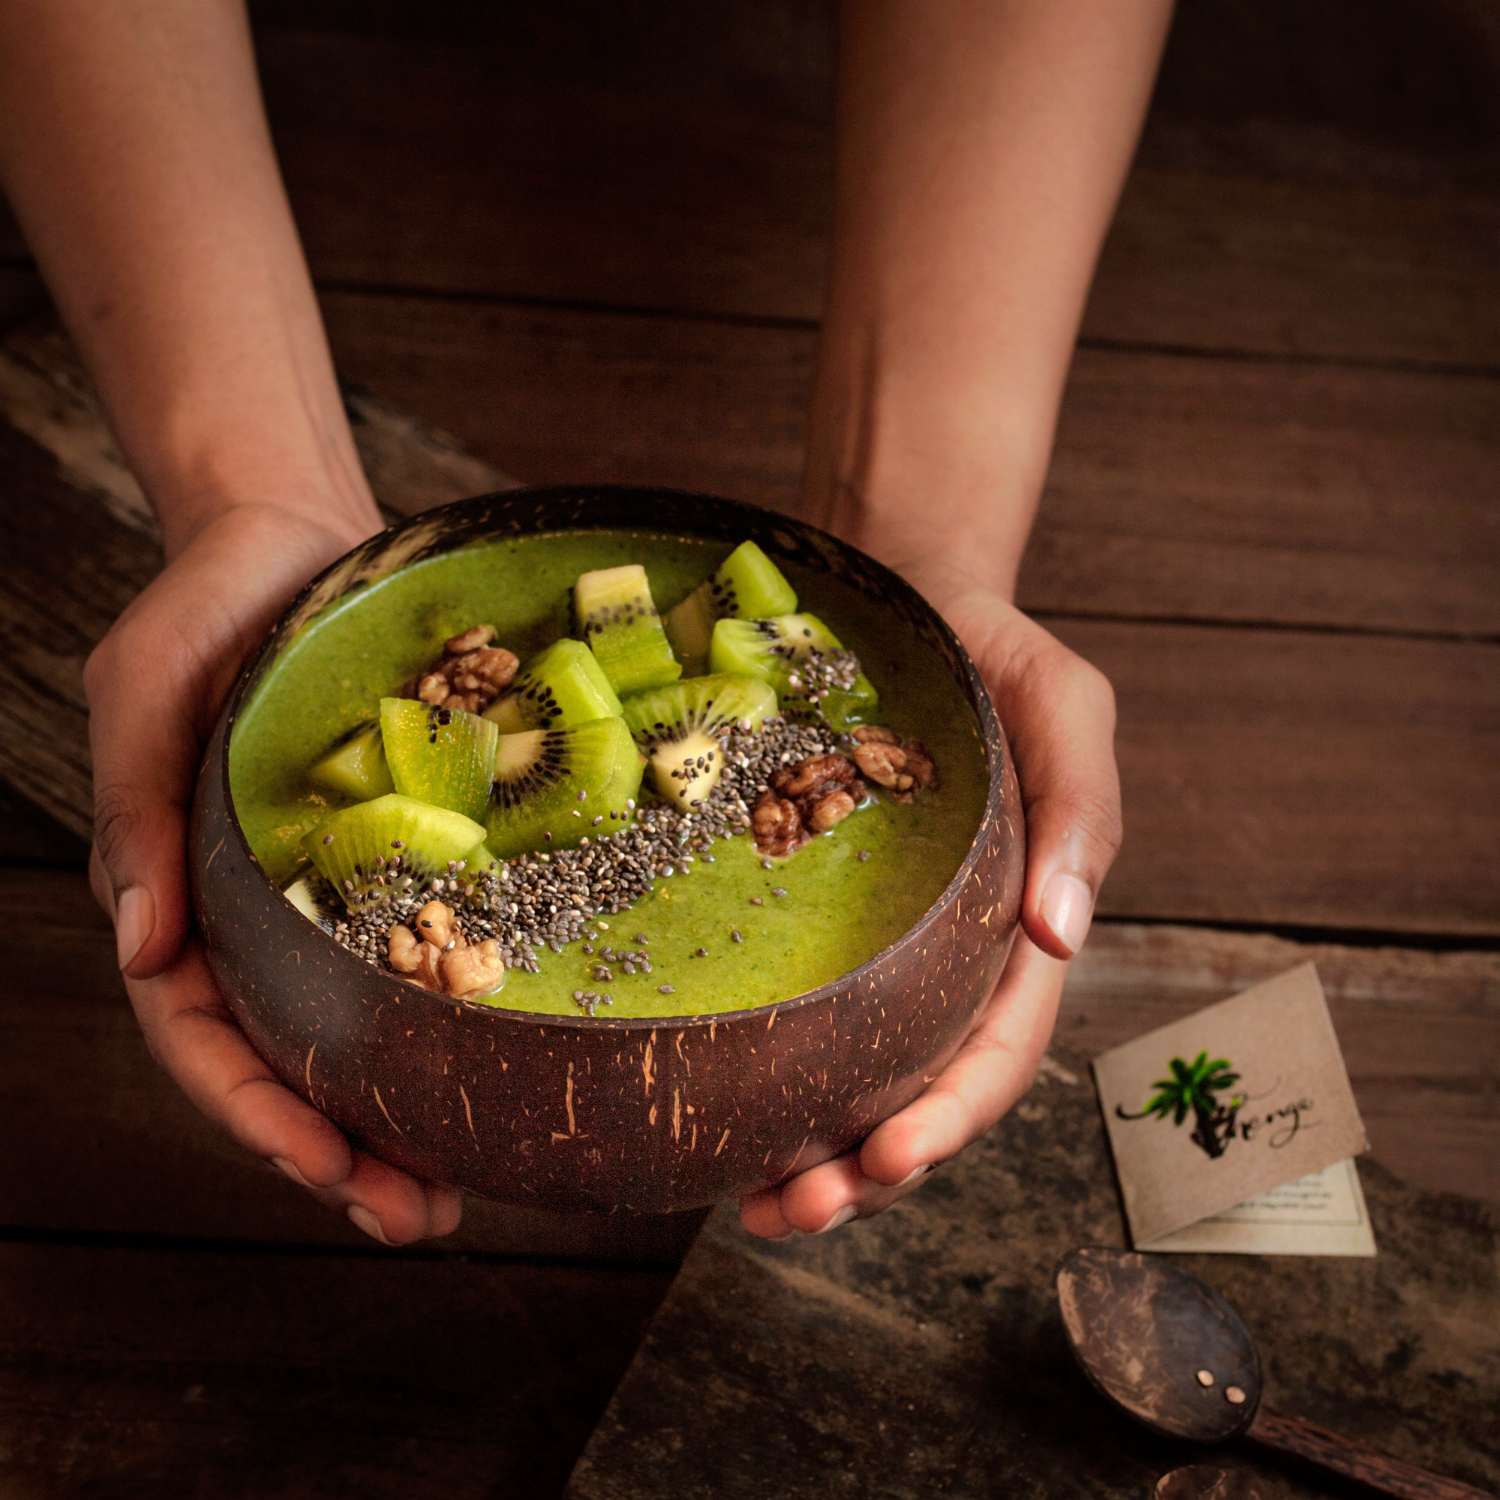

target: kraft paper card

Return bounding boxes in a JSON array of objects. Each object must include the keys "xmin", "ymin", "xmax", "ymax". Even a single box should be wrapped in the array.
[{"xmin": 1092, "ymin": 963, "xmax": 1373, "ymax": 1255}]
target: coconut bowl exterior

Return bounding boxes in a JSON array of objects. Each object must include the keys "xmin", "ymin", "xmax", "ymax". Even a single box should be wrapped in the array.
[{"xmin": 189, "ymin": 486, "xmax": 1025, "ymax": 1215}]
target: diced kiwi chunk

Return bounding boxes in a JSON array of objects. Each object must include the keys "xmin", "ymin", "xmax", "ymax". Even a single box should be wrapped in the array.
[
  {"xmin": 574, "ymin": 565, "xmax": 682, "ymax": 696},
  {"xmin": 483, "ymin": 638, "xmax": 623, "ymax": 734},
  {"xmin": 379, "ymin": 697, "xmax": 498, "ymax": 825},
  {"xmin": 308, "ymin": 721, "xmax": 394, "ymax": 802},
  {"xmin": 282, "ymin": 873, "xmax": 334, "ymax": 926},
  {"xmin": 664, "ymin": 541, "xmax": 798, "ymax": 677},
  {"xmin": 709, "ymin": 540, "xmax": 798, "ymax": 618},
  {"xmin": 486, "ymin": 716, "xmax": 645, "ymax": 861},
  {"xmin": 661, "ymin": 586, "xmax": 717, "ymax": 678},
  {"xmin": 302, "ymin": 794, "xmax": 487, "ymax": 914},
  {"xmin": 708, "ymin": 613, "xmax": 879, "ymax": 730},
  {"xmin": 621, "ymin": 673, "xmax": 777, "ymax": 811}
]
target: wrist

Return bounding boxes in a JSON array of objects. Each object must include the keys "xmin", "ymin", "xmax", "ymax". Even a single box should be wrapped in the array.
[
  {"xmin": 151, "ymin": 448, "xmax": 381, "ymax": 563},
  {"xmin": 802, "ymin": 319, "xmax": 1056, "ymax": 607}
]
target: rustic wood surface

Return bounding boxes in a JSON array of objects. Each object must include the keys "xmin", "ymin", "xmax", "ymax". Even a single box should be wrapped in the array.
[
  {"xmin": 565, "ymin": 1048, "xmax": 1500, "ymax": 1500},
  {"xmin": 0, "ymin": 0, "xmax": 1495, "ymax": 1493}
]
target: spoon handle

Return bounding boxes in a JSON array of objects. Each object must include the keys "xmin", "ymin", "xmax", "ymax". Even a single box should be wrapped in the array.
[{"xmin": 1247, "ymin": 1407, "xmax": 1494, "ymax": 1500}]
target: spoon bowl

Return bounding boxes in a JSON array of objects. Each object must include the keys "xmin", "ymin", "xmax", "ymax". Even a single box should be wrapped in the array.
[{"xmin": 1056, "ymin": 1247, "xmax": 1261, "ymax": 1443}]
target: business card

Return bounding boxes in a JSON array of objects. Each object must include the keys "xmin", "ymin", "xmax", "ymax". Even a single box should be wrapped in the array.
[{"xmin": 1092, "ymin": 963, "xmax": 1374, "ymax": 1255}]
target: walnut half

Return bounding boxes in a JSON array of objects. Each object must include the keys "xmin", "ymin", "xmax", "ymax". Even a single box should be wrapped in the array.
[
  {"xmin": 404, "ymin": 625, "xmax": 519, "ymax": 714},
  {"xmin": 387, "ymin": 901, "xmax": 506, "ymax": 999},
  {"xmin": 753, "ymin": 751, "xmax": 866, "ymax": 856},
  {"xmin": 851, "ymin": 727, "xmax": 937, "ymax": 803}
]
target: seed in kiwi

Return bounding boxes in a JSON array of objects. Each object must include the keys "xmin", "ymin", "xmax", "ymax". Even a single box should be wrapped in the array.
[
  {"xmin": 483, "ymin": 638, "xmax": 624, "ymax": 734},
  {"xmin": 487, "ymin": 716, "xmax": 645, "ymax": 861},
  {"xmin": 708, "ymin": 613, "xmax": 879, "ymax": 729},
  {"xmin": 664, "ymin": 541, "xmax": 798, "ymax": 676},
  {"xmin": 308, "ymin": 721, "xmax": 394, "ymax": 801},
  {"xmin": 621, "ymin": 673, "xmax": 777, "ymax": 811},
  {"xmin": 574, "ymin": 564, "xmax": 682, "ymax": 696},
  {"xmin": 379, "ymin": 697, "xmax": 498, "ymax": 824},
  {"xmin": 302, "ymin": 793, "xmax": 487, "ymax": 913}
]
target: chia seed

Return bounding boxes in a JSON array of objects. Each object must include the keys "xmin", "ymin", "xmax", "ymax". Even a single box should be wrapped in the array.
[{"xmin": 320, "ymin": 714, "xmax": 838, "ymax": 985}]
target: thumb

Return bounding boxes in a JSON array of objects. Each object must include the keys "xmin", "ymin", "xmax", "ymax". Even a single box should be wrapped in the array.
[
  {"xmin": 995, "ymin": 630, "xmax": 1122, "ymax": 961},
  {"xmin": 84, "ymin": 624, "xmax": 204, "ymax": 979}
]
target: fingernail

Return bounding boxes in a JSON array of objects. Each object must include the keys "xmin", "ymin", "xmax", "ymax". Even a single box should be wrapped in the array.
[
  {"xmin": 765, "ymin": 1229, "xmax": 795, "ymax": 1242},
  {"xmin": 1040, "ymin": 871, "xmax": 1093, "ymax": 956},
  {"xmin": 271, "ymin": 1157, "xmax": 312, "ymax": 1189},
  {"xmin": 896, "ymin": 1164, "xmax": 934, "ymax": 1187},
  {"xmin": 347, "ymin": 1204, "xmax": 391, "ymax": 1246},
  {"xmin": 114, "ymin": 885, "xmax": 154, "ymax": 971},
  {"xmin": 813, "ymin": 1205, "xmax": 857, "ymax": 1235}
]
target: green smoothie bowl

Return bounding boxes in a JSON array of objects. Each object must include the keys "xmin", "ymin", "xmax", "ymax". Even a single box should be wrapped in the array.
[{"xmin": 189, "ymin": 486, "xmax": 1024, "ymax": 1214}]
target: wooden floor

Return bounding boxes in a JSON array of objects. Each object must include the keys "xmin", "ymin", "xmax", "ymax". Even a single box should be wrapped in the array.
[{"xmin": 0, "ymin": 1, "xmax": 1496, "ymax": 1493}]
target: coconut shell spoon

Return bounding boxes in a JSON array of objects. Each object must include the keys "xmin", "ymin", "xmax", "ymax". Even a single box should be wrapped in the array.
[{"xmin": 1056, "ymin": 1248, "xmax": 1494, "ymax": 1500}]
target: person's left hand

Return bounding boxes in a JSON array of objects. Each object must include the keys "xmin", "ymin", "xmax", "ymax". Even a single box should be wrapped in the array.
[{"xmin": 738, "ymin": 583, "xmax": 1121, "ymax": 1238}]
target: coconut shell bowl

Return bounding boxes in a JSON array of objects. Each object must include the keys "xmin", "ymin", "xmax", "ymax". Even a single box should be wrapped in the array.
[{"xmin": 189, "ymin": 486, "xmax": 1025, "ymax": 1215}]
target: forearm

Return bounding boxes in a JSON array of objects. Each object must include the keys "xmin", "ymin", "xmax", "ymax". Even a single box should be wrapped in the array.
[
  {"xmin": 0, "ymin": 0, "xmax": 377, "ymax": 558},
  {"xmin": 806, "ymin": 0, "xmax": 1172, "ymax": 601}
]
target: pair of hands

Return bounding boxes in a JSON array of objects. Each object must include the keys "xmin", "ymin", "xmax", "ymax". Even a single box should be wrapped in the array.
[{"xmin": 86, "ymin": 504, "xmax": 1120, "ymax": 1246}]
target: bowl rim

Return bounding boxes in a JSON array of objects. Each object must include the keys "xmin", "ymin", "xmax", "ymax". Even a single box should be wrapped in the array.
[{"xmin": 210, "ymin": 483, "xmax": 1009, "ymax": 1033}]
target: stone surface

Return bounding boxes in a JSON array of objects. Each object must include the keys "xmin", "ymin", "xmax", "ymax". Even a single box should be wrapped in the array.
[{"xmin": 567, "ymin": 1049, "xmax": 1500, "ymax": 1499}]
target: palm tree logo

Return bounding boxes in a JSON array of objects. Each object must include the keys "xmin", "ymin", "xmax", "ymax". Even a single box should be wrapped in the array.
[{"xmin": 1118, "ymin": 1051, "xmax": 1244, "ymax": 1160}]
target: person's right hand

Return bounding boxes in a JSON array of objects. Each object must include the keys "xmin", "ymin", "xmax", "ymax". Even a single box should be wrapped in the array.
[{"xmin": 85, "ymin": 501, "xmax": 463, "ymax": 1245}]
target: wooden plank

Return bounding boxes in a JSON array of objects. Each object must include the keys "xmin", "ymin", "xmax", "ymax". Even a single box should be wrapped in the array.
[
  {"xmin": 258, "ymin": 26, "xmax": 833, "ymax": 322},
  {"xmin": 244, "ymin": 22, "xmax": 1500, "ymax": 369},
  {"xmin": 1030, "ymin": 348, "xmax": 1500, "ymax": 637},
  {"xmin": 1087, "ymin": 167, "xmax": 1500, "ymax": 370},
  {"xmin": 321, "ymin": 294, "xmax": 1500, "ymax": 639},
  {"xmin": 566, "ymin": 1060, "xmax": 1500, "ymax": 1499},
  {"xmin": 1058, "ymin": 619, "xmax": 1500, "ymax": 937},
  {"xmin": 319, "ymin": 291, "xmax": 816, "ymax": 514},
  {"xmin": 0, "ymin": 1238, "xmax": 670, "ymax": 1498}
]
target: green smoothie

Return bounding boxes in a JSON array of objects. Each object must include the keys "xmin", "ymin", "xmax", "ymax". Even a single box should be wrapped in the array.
[{"xmin": 229, "ymin": 530, "xmax": 987, "ymax": 1018}]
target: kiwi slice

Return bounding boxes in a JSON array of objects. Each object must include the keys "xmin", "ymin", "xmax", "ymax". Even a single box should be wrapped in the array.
[
  {"xmin": 483, "ymin": 638, "xmax": 623, "ymax": 734},
  {"xmin": 379, "ymin": 697, "xmax": 498, "ymax": 824},
  {"xmin": 308, "ymin": 721, "xmax": 394, "ymax": 802},
  {"xmin": 282, "ymin": 873, "xmax": 336, "ymax": 926},
  {"xmin": 663, "ymin": 541, "xmax": 798, "ymax": 677},
  {"xmin": 574, "ymin": 564, "xmax": 683, "ymax": 696},
  {"xmin": 486, "ymin": 716, "xmax": 645, "ymax": 861},
  {"xmin": 621, "ymin": 674, "xmax": 776, "ymax": 811},
  {"xmin": 708, "ymin": 613, "xmax": 879, "ymax": 730},
  {"xmin": 302, "ymin": 794, "xmax": 487, "ymax": 913}
]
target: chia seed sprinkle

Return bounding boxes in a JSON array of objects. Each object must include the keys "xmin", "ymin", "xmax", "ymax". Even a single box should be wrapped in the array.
[{"xmin": 318, "ymin": 714, "xmax": 837, "ymax": 983}]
